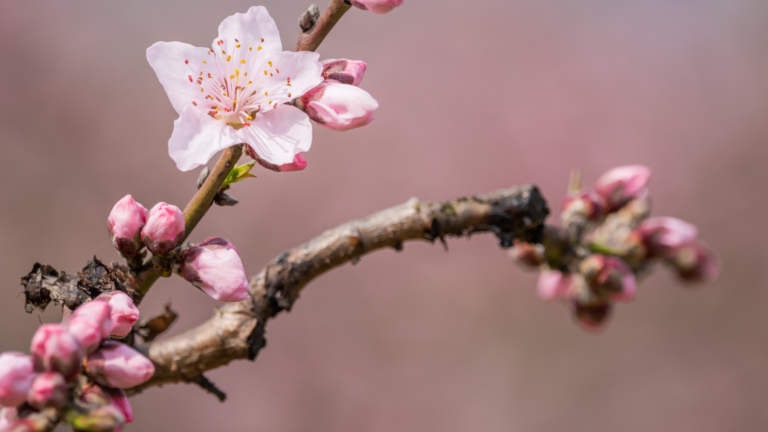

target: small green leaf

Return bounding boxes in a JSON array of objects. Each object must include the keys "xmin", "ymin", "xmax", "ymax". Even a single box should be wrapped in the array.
[{"xmin": 222, "ymin": 160, "xmax": 257, "ymax": 187}]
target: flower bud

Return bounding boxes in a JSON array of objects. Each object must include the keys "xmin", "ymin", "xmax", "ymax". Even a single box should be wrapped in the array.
[
  {"xmin": 536, "ymin": 270, "xmax": 571, "ymax": 301},
  {"xmin": 71, "ymin": 300, "xmax": 113, "ymax": 340},
  {"xmin": 509, "ymin": 241, "xmax": 545, "ymax": 269},
  {"xmin": 62, "ymin": 315, "xmax": 103, "ymax": 354},
  {"xmin": 246, "ymin": 145, "xmax": 308, "ymax": 173},
  {"xmin": 301, "ymin": 80, "xmax": 379, "ymax": 131},
  {"xmin": 637, "ymin": 217, "xmax": 698, "ymax": 258},
  {"xmin": 108, "ymin": 389, "xmax": 133, "ymax": 424},
  {"xmin": 594, "ymin": 165, "xmax": 651, "ymax": 211},
  {"xmin": 181, "ymin": 240, "xmax": 249, "ymax": 302},
  {"xmin": 561, "ymin": 190, "xmax": 606, "ymax": 222},
  {"xmin": 30, "ymin": 325, "xmax": 83, "ymax": 381},
  {"xmin": 572, "ymin": 301, "xmax": 612, "ymax": 332},
  {"xmin": 579, "ymin": 255, "xmax": 636, "ymax": 303},
  {"xmin": 321, "ymin": 59, "xmax": 367, "ymax": 86},
  {"xmin": 0, "ymin": 353, "xmax": 36, "ymax": 407},
  {"xmin": 107, "ymin": 195, "xmax": 148, "ymax": 257},
  {"xmin": 671, "ymin": 242, "xmax": 720, "ymax": 283},
  {"xmin": 65, "ymin": 405, "xmax": 125, "ymax": 432},
  {"xmin": 27, "ymin": 372, "xmax": 67, "ymax": 410},
  {"xmin": 84, "ymin": 342, "xmax": 154, "ymax": 389},
  {"xmin": 95, "ymin": 292, "xmax": 139, "ymax": 339},
  {"xmin": 350, "ymin": 0, "xmax": 403, "ymax": 14},
  {"xmin": 141, "ymin": 202, "xmax": 185, "ymax": 255}
]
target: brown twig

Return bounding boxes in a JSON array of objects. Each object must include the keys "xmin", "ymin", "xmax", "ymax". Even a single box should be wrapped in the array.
[
  {"xmin": 126, "ymin": 184, "xmax": 548, "ymax": 394},
  {"xmin": 295, "ymin": 0, "xmax": 353, "ymax": 52}
]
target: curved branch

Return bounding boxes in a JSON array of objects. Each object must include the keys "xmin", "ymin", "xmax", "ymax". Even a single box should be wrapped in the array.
[{"xmin": 128, "ymin": 184, "xmax": 549, "ymax": 394}]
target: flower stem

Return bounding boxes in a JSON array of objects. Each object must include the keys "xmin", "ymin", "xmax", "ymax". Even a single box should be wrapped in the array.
[{"xmin": 294, "ymin": 0, "xmax": 352, "ymax": 52}]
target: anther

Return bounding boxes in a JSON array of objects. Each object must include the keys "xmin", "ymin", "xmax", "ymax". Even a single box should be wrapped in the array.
[
  {"xmin": 227, "ymin": 55, "xmax": 232, "ymax": 61},
  {"xmin": 185, "ymin": 60, "xmax": 189, "ymax": 64}
]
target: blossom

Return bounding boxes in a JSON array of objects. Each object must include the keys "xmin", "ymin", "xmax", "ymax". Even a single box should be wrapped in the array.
[
  {"xmin": 107, "ymin": 195, "xmax": 148, "ymax": 257},
  {"xmin": 302, "ymin": 80, "xmax": 379, "ymax": 131},
  {"xmin": 84, "ymin": 342, "xmax": 155, "ymax": 389},
  {"xmin": 351, "ymin": 0, "xmax": 404, "ymax": 14},
  {"xmin": 321, "ymin": 59, "xmax": 367, "ymax": 86},
  {"xmin": 181, "ymin": 239, "xmax": 249, "ymax": 302},
  {"xmin": 141, "ymin": 203, "xmax": 185, "ymax": 255},
  {"xmin": 147, "ymin": 6, "xmax": 323, "ymax": 171},
  {"xmin": 27, "ymin": 372, "xmax": 67, "ymax": 410},
  {"xmin": 0, "ymin": 353, "xmax": 36, "ymax": 407},
  {"xmin": 62, "ymin": 314, "xmax": 103, "ymax": 354},
  {"xmin": 637, "ymin": 217, "xmax": 698, "ymax": 258},
  {"xmin": 30, "ymin": 324, "xmax": 83, "ymax": 380},
  {"xmin": 593, "ymin": 165, "xmax": 651, "ymax": 211},
  {"xmin": 97, "ymin": 292, "xmax": 140, "ymax": 338},
  {"xmin": 70, "ymin": 300, "xmax": 113, "ymax": 339},
  {"xmin": 672, "ymin": 242, "xmax": 720, "ymax": 283},
  {"xmin": 580, "ymin": 255, "xmax": 636, "ymax": 303}
]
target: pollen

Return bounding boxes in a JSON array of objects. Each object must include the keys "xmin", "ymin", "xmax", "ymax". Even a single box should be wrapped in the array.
[
  {"xmin": 276, "ymin": 68, "xmax": 280, "ymax": 73},
  {"xmin": 227, "ymin": 55, "xmax": 232, "ymax": 62},
  {"xmin": 202, "ymin": 60, "xmax": 207, "ymax": 64},
  {"xmin": 201, "ymin": 88, "xmax": 204, "ymax": 92},
  {"xmin": 247, "ymin": 116, "xmax": 253, "ymax": 120},
  {"xmin": 230, "ymin": 75, "xmax": 235, "ymax": 79},
  {"xmin": 260, "ymin": 38, "xmax": 264, "ymax": 42},
  {"xmin": 264, "ymin": 91, "xmax": 268, "ymax": 96},
  {"xmin": 273, "ymin": 103, "xmax": 277, "ymax": 109},
  {"xmin": 240, "ymin": 59, "xmax": 246, "ymax": 64},
  {"xmin": 258, "ymin": 46, "xmax": 262, "ymax": 51},
  {"xmin": 268, "ymin": 61, "xmax": 272, "ymax": 67},
  {"xmin": 268, "ymin": 100, "xmax": 272, "ymax": 105},
  {"xmin": 264, "ymin": 70, "xmax": 267, "ymax": 75},
  {"xmin": 249, "ymin": 46, "xmax": 252, "ymax": 51},
  {"xmin": 236, "ymin": 44, "xmax": 241, "ymax": 48},
  {"xmin": 188, "ymin": 75, "xmax": 193, "ymax": 82},
  {"xmin": 185, "ymin": 60, "xmax": 189, "ymax": 64},
  {"xmin": 247, "ymin": 80, "xmax": 252, "ymax": 85},
  {"xmin": 288, "ymin": 93, "xmax": 291, "ymax": 97},
  {"xmin": 208, "ymin": 73, "xmax": 213, "ymax": 78},
  {"xmin": 217, "ymin": 40, "xmax": 223, "ymax": 45},
  {"xmin": 192, "ymin": 101, "xmax": 197, "ymax": 106}
]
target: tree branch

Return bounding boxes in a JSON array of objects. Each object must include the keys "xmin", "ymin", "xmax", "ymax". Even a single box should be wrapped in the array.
[
  {"xmin": 127, "ymin": 184, "xmax": 549, "ymax": 394},
  {"xmin": 295, "ymin": 0, "xmax": 353, "ymax": 52}
]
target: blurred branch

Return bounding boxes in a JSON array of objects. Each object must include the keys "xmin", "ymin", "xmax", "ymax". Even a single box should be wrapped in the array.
[
  {"xmin": 295, "ymin": 0, "xmax": 352, "ymax": 52},
  {"xmin": 126, "ymin": 184, "xmax": 549, "ymax": 395}
]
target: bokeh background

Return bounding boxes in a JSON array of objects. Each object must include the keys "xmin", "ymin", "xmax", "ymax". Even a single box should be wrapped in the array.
[{"xmin": 1, "ymin": 0, "xmax": 767, "ymax": 430}]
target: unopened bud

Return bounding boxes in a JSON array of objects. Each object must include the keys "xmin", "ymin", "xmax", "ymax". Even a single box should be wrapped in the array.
[
  {"xmin": 572, "ymin": 301, "xmax": 612, "ymax": 332},
  {"xmin": 214, "ymin": 192, "xmax": 239, "ymax": 207},
  {"xmin": 108, "ymin": 389, "xmax": 133, "ymax": 424},
  {"xmin": 561, "ymin": 190, "xmax": 606, "ymax": 222},
  {"xmin": 107, "ymin": 195, "xmax": 148, "ymax": 257},
  {"xmin": 71, "ymin": 300, "xmax": 113, "ymax": 340},
  {"xmin": 350, "ymin": 0, "xmax": 403, "ymax": 14},
  {"xmin": 509, "ymin": 241, "xmax": 545, "ymax": 269},
  {"xmin": 299, "ymin": 4, "xmax": 320, "ymax": 32},
  {"xmin": 579, "ymin": 255, "xmax": 636, "ymax": 303},
  {"xmin": 0, "ymin": 353, "xmax": 36, "ymax": 407},
  {"xmin": 671, "ymin": 242, "xmax": 720, "ymax": 283},
  {"xmin": 181, "ymin": 239, "xmax": 249, "ymax": 302},
  {"xmin": 321, "ymin": 59, "xmax": 367, "ymax": 86},
  {"xmin": 84, "ymin": 342, "xmax": 154, "ymax": 389},
  {"xmin": 141, "ymin": 203, "xmax": 185, "ymax": 256},
  {"xmin": 62, "ymin": 315, "xmax": 103, "ymax": 354},
  {"xmin": 27, "ymin": 372, "xmax": 67, "ymax": 410},
  {"xmin": 594, "ymin": 165, "xmax": 651, "ymax": 212},
  {"xmin": 30, "ymin": 324, "xmax": 83, "ymax": 381},
  {"xmin": 66, "ymin": 405, "xmax": 125, "ymax": 432},
  {"xmin": 301, "ymin": 80, "xmax": 378, "ymax": 131},
  {"xmin": 96, "ymin": 292, "xmax": 139, "ymax": 339},
  {"xmin": 637, "ymin": 217, "xmax": 698, "ymax": 258}
]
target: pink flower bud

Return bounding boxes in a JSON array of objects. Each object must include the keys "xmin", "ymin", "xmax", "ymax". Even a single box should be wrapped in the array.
[
  {"xmin": 109, "ymin": 389, "xmax": 133, "ymax": 423},
  {"xmin": 181, "ymin": 240, "xmax": 249, "ymax": 302},
  {"xmin": 27, "ymin": 372, "xmax": 67, "ymax": 410},
  {"xmin": 321, "ymin": 59, "xmax": 367, "ymax": 86},
  {"xmin": 0, "ymin": 353, "xmax": 36, "ymax": 407},
  {"xmin": 279, "ymin": 153, "xmax": 308, "ymax": 172},
  {"xmin": 96, "ymin": 292, "xmax": 139, "ymax": 339},
  {"xmin": 30, "ymin": 325, "xmax": 83, "ymax": 381},
  {"xmin": 351, "ymin": 0, "xmax": 403, "ymax": 14},
  {"xmin": 561, "ymin": 190, "xmax": 606, "ymax": 222},
  {"xmin": 580, "ymin": 255, "xmax": 636, "ymax": 303},
  {"xmin": 107, "ymin": 195, "xmax": 148, "ymax": 257},
  {"xmin": 301, "ymin": 80, "xmax": 379, "ymax": 131},
  {"xmin": 84, "ymin": 342, "xmax": 154, "ymax": 389},
  {"xmin": 62, "ymin": 315, "xmax": 103, "ymax": 354},
  {"xmin": 536, "ymin": 270, "xmax": 572, "ymax": 300},
  {"xmin": 637, "ymin": 217, "xmax": 698, "ymax": 258},
  {"xmin": 141, "ymin": 202, "xmax": 185, "ymax": 255},
  {"xmin": 509, "ymin": 241, "xmax": 545, "ymax": 269},
  {"xmin": 672, "ymin": 242, "xmax": 720, "ymax": 283},
  {"xmin": 71, "ymin": 300, "xmax": 113, "ymax": 339},
  {"xmin": 572, "ymin": 301, "xmax": 612, "ymax": 332},
  {"xmin": 594, "ymin": 165, "xmax": 651, "ymax": 211}
]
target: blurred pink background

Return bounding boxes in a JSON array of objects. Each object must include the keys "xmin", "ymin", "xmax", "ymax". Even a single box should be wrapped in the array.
[{"xmin": 1, "ymin": 0, "xmax": 767, "ymax": 430}]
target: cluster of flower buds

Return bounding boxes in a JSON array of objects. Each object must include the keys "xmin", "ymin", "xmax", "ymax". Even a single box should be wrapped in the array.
[
  {"xmin": 0, "ymin": 292, "xmax": 149, "ymax": 431},
  {"xmin": 510, "ymin": 165, "xmax": 720, "ymax": 331},
  {"xmin": 108, "ymin": 195, "xmax": 185, "ymax": 258},
  {"xmin": 350, "ymin": 0, "xmax": 403, "ymax": 14}
]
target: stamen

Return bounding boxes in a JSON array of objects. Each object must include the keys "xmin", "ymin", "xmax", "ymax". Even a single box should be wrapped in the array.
[
  {"xmin": 202, "ymin": 60, "xmax": 207, "ymax": 64},
  {"xmin": 227, "ymin": 55, "xmax": 232, "ymax": 61},
  {"xmin": 260, "ymin": 38, "xmax": 264, "ymax": 42},
  {"xmin": 192, "ymin": 101, "xmax": 197, "ymax": 106},
  {"xmin": 268, "ymin": 61, "xmax": 272, "ymax": 67},
  {"xmin": 264, "ymin": 91, "xmax": 268, "ymax": 96},
  {"xmin": 217, "ymin": 40, "xmax": 224, "ymax": 45},
  {"xmin": 249, "ymin": 47, "xmax": 252, "ymax": 51},
  {"xmin": 276, "ymin": 68, "xmax": 280, "ymax": 73},
  {"xmin": 185, "ymin": 60, "xmax": 189, "ymax": 64},
  {"xmin": 240, "ymin": 59, "xmax": 246, "ymax": 64},
  {"xmin": 258, "ymin": 46, "xmax": 262, "ymax": 51}
]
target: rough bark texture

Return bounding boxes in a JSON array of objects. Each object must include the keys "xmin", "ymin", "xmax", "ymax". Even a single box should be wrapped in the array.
[{"xmin": 127, "ymin": 184, "xmax": 548, "ymax": 395}]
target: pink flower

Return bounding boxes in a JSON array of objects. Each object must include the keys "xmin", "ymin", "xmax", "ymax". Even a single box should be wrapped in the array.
[
  {"xmin": 62, "ymin": 314, "xmax": 103, "ymax": 354},
  {"xmin": 27, "ymin": 372, "xmax": 67, "ymax": 410},
  {"xmin": 321, "ymin": 59, "xmax": 367, "ymax": 86},
  {"xmin": 84, "ymin": 342, "xmax": 155, "ymax": 389},
  {"xmin": 301, "ymin": 80, "xmax": 379, "ymax": 131},
  {"xmin": 146, "ymin": 6, "xmax": 323, "ymax": 171},
  {"xmin": 593, "ymin": 165, "xmax": 651, "ymax": 211},
  {"xmin": 0, "ymin": 353, "xmax": 36, "ymax": 407},
  {"xmin": 580, "ymin": 255, "xmax": 636, "ymax": 303},
  {"xmin": 107, "ymin": 195, "xmax": 148, "ymax": 257},
  {"xmin": 672, "ymin": 242, "xmax": 720, "ymax": 283},
  {"xmin": 181, "ymin": 240, "xmax": 249, "ymax": 302},
  {"xmin": 637, "ymin": 217, "xmax": 698, "ymax": 258},
  {"xmin": 141, "ymin": 203, "xmax": 185, "ymax": 255},
  {"xmin": 70, "ymin": 300, "xmax": 113, "ymax": 339},
  {"xmin": 30, "ymin": 324, "xmax": 83, "ymax": 380},
  {"xmin": 94, "ymin": 292, "xmax": 140, "ymax": 339},
  {"xmin": 536, "ymin": 270, "xmax": 572, "ymax": 300},
  {"xmin": 109, "ymin": 389, "xmax": 133, "ymax": 424},
  {"xmin": 351, "ymin": 0, "xmax": 404, "ymax": 14}
]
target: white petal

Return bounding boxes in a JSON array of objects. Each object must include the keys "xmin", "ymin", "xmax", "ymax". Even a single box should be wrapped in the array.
[
  {"xmin": 245, "ymin": 51, "xmax": 323, "ymax": 111},
  {"xmin": 147, "ymin": 42, "xmax": 211, "ymax": 116},
  {"xmin": 236, "ymin": 105, "xmax": 312, "ymax": 165},
  {"xmin": 216, "ymin": 6, "xmax": 282, "ymax": 56},
  {"xmin": 169, "ymin": 106, "xmax": 240, "ymax": 172}
]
